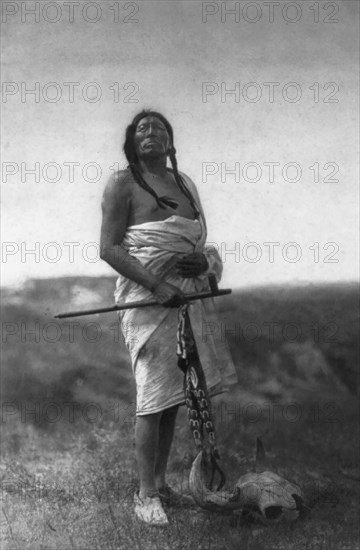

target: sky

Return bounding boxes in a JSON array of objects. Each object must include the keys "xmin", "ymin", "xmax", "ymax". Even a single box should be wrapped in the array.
[{"xmin": 1, "ymin": 0, "xmax": 359, "ymax": 290}]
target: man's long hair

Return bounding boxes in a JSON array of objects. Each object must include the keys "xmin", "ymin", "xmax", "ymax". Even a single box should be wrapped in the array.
[{"xmin": 123, "ymin": 110, "xmax": 198, "ymax": 213}]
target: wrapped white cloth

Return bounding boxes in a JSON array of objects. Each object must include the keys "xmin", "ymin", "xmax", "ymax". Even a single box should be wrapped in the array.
[{"xmin": 115, "ymin": 177, "xmax": 238, "ymax": 415}]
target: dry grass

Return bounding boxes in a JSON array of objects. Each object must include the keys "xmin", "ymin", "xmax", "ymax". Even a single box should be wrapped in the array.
[
  {"xmin": 1, "ymin": 398, "xmax": 359, "ymax": 550},
  {"xmin": 1, "ymin": 279, "xmax": 359, "ymax": 549}
]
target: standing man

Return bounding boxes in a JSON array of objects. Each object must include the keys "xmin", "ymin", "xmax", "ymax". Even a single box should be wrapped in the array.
[{"xmin": 100, "ymin": 110, "xmax": 237, "ymax": 525}]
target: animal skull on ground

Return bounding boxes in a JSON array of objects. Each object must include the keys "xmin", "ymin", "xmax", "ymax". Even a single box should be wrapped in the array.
[{"xmin": 189, "ymin": 450, "xmax": 305, "ymax": 525}]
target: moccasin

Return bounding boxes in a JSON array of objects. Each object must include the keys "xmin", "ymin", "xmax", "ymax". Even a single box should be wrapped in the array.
[{"xmin": 134, "ymin": 491, "xmax": 169, "ymax": 526}]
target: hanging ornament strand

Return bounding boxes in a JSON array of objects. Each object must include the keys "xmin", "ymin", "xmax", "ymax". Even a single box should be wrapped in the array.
[{"xmin": 176, "ymin": 303, "xmax": 225, "ymax": 491}]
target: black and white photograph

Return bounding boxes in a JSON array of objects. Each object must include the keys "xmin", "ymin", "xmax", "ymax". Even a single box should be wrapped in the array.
[{"xmin": 1, "ymin": 1, "xmax": 359, "ymax": 548}]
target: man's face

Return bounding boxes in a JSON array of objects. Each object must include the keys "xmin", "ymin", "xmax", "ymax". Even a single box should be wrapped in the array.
[{"xmin": 134, "ymin": 116, "xmax": 171, "ymax": 160}]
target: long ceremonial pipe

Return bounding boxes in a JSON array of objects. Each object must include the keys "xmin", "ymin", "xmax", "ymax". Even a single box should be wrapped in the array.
[{"xmin": 54, "ymin": 275, "xmax": 231, "ymax": 319}]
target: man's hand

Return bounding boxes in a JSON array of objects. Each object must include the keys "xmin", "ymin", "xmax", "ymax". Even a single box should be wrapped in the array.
[
  {"xmin": 152, "ymin": 282, "xmax": 187, "ymax": 308},
  {"xmin": 176, "ymin": 253, "xmax": 208, "ymax": 278}
]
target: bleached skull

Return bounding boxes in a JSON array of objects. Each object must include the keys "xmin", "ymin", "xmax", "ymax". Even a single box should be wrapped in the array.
[
  {"xmin": 189, "ymin": 451, "xmax": 304, "ymax": 524},
  {"xmin": 235, "ymin": 470, "xmax": 304, "ymax": 524}
]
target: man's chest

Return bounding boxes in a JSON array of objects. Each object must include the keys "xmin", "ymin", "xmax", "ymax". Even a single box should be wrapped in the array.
[{"xmin": 128, "ymin": 176, "xmax": 196, "ymax": 224}]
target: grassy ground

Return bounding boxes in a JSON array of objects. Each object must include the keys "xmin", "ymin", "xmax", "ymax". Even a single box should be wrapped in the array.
[
  {"xmin": 1, "ymin": 279, "xmax": 359, "ymax": 549},
  {"xmin": 1, "ymin": 398, "xmax": 359, "ymax": 550}
]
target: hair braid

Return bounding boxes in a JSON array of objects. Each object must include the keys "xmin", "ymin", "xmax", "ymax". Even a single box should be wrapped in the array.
[
  {"xmin": 169, "ymin": 148, "xmax": 200, "ymax": 218},
  {"xmin": 129, "ymin": 163, "xmax": 179, "ymax": 210}
]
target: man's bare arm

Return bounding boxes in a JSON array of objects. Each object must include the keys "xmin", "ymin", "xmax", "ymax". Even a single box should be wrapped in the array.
[
  {"xmin": 100, "ymin": 172, "xmax": 160, "ymax": 291},
  {"xmin": 99, "ymin": 172, "xmax": 186, "ymax": 306}
]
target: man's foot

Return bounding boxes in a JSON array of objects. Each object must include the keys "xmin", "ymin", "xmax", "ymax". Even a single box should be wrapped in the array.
[
  {"xmin": 134, "ymin": 491, "xmax": 169, "ymax": 526},
  {"xmin": 158, "ymin": 485, "xmax": 195, "ymax": 508}
]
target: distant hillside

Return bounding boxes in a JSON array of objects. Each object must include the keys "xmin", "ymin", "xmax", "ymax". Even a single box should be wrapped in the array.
[
  {"xmin": 1, "ymin": 278, "xmax": 358, "ymax": 423},
  {"xmin": 1, "ymin": 276, "xmax": 118, "ymax": 314}
]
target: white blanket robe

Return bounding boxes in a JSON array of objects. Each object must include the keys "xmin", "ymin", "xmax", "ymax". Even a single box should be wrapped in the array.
[{"xmin": 114, "ymin": 176, "xmax": 238, "ymax": 415}]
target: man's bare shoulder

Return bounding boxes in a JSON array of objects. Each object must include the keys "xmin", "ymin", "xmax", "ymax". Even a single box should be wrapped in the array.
[
  {"xmin": 178, "ymin": 171, "xmax": 200, "ymax": 196},
  {"xmin": 102, "ymin": 169, "xmax": 133, "ymax": 204},
  {"xmin": 178, "ymin": 170, "xmax": 196, "ymax": 186}
]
